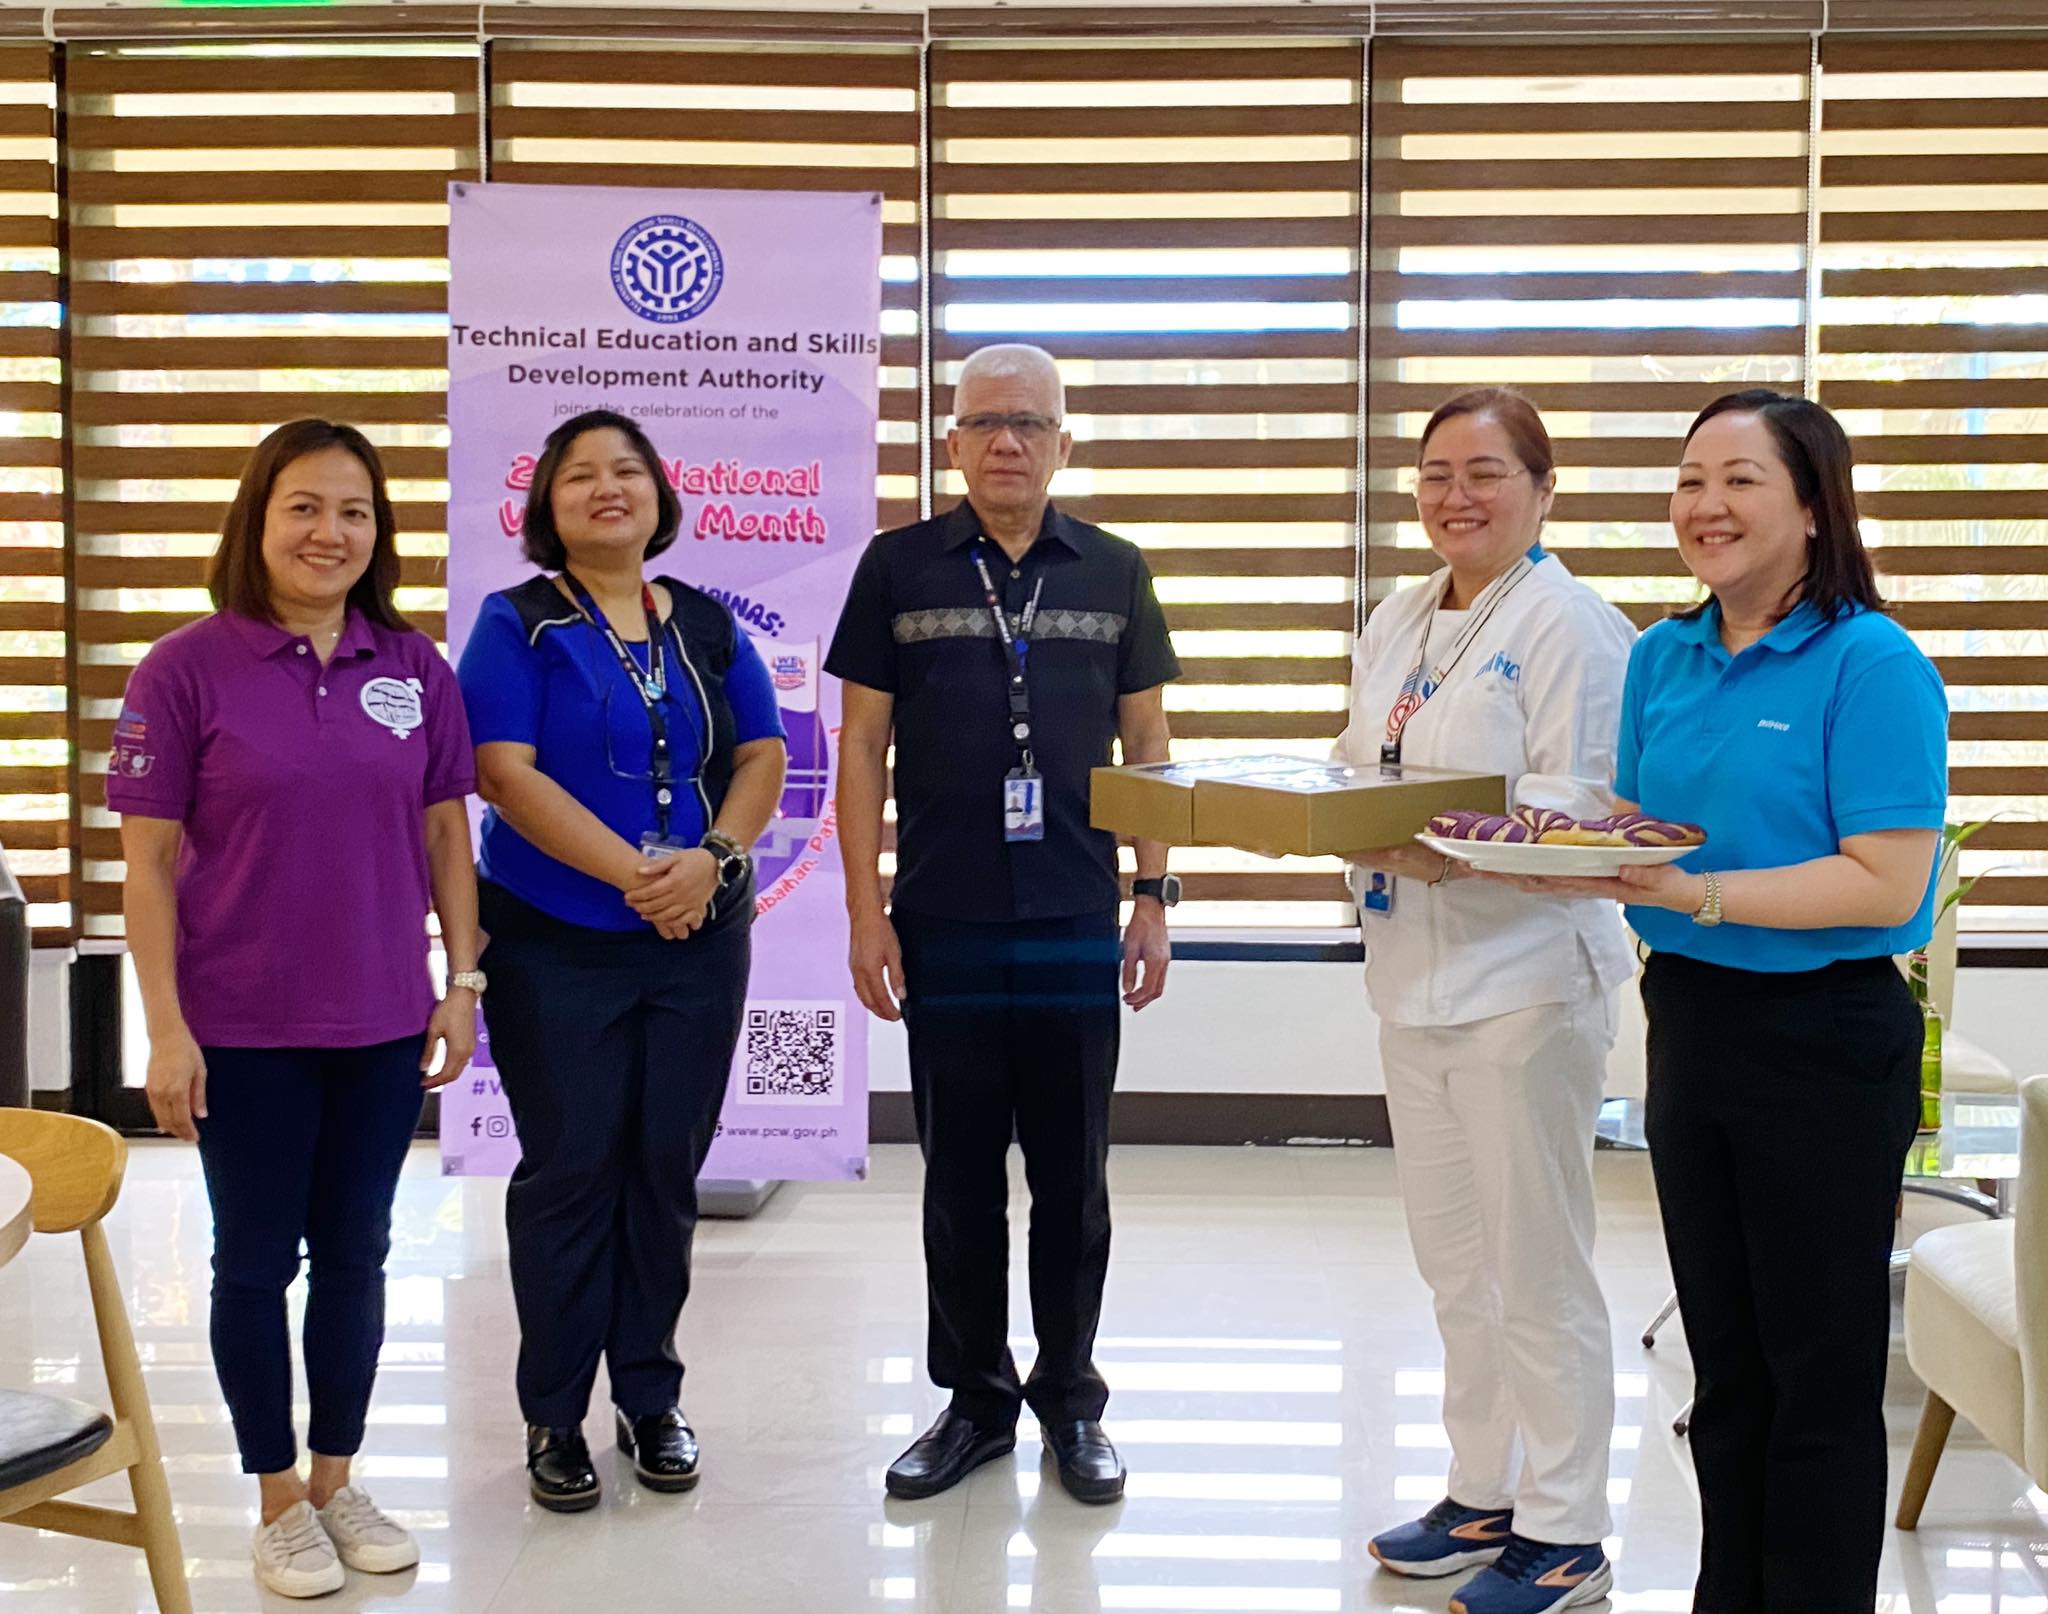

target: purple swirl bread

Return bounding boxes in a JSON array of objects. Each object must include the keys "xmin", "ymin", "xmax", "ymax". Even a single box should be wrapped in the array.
[
  {"xmin": 1428, "ymin": 806, "xmax": 1706, "ymax": 848},
  {"xmin": 1425, "ymin": 810, "xmax": 1536, "ymax": 843},
  {"xmin": 1575, "ymin": 811, "xmax": 1706, "ymax": 847}
]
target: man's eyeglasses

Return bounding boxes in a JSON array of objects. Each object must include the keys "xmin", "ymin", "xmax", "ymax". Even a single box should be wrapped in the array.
[
  {"xmin": 1415, "ymin": 466, "xmax": 1529, "ymax": 504},
  {"xmin": 956, "ymin": 412, "xmax": 1062, "ymax": 442}
]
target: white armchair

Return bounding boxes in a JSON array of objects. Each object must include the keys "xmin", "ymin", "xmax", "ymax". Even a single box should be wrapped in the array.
[{"xmin": 1896, "ymin": 1071, "xmax": 2048, "ymax": 1529}]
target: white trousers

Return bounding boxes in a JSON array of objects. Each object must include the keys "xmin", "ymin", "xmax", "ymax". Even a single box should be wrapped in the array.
[{"xmin": 1378, "ymin": 995, "xmax": 1617, "ymax": 1545}]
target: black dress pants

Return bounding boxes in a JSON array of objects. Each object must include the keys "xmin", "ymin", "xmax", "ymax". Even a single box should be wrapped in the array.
[
  {"xmin": 894, "ymin": 907, "xmax": 1122, "ymax": 1429},
  {"xmin": 1642, "ymin": 951, "xmax": 1921, "ymax": 1614},
  {"xmin": 479, "ymin": 880, "xmax": 751, "ymax": 1428}
]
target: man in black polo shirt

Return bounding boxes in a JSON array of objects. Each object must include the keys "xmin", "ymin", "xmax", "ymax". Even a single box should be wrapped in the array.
[{"xmin": 827, "ymin": 342, "xmax": 1180, "ymax": 1504}]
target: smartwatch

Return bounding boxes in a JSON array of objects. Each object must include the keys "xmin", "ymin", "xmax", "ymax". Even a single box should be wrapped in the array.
[{"xmin": 1131, "ymin": 875, "xmax": 1181, "ymax": 907}]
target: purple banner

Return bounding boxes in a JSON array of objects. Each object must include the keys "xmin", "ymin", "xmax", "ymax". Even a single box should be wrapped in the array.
[{"xmin": 440, "ymin": 181, "xmax": 878, "ymax": 1182}]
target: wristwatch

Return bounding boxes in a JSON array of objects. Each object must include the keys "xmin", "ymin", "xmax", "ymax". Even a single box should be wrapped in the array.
[
  {"xmin": 449, "ymin": 970, "xmax": 487, "ymax": 996},
  {"xmin": 1132, "ymin": 875, "xmax": 1181, "ymax": 907},
  {"xmin": 1691, "ymin": 870, "xmax": 1725, "ymax": 928},
  {"xmin": 702, "ymin": 829, "xmax": 752, "ymax": 889}
]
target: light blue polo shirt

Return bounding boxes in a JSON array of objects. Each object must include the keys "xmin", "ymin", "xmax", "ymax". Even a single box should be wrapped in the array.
[{"xmin": 1616, "ymin": 600, "xmax": 1949, "ymax": 972}]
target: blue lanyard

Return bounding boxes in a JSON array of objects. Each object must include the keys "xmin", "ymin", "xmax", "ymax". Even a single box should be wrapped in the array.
[
  {"xmin": 563, "ymin": 571, "xmax": 677, "ymax": 839},
  {"xmin": 971, "ymin": 541, "xmax": 1047, "ymax": 769}
]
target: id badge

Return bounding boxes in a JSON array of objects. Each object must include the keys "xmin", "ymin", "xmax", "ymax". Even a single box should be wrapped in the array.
[
  {"xmin": 639, "ymin": 834, "xmax": 691, "ymax": 861},
  {"xmin": 1360, "ymin": 869, "xmax": 1396, "ymax": 918},
  {"xmin": 1003, "ymin": 768, "xmax": 1046, "ymax": 843}
]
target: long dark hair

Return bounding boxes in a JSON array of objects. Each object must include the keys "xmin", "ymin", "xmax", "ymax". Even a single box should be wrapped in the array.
[
  {"xmin": 208, "ymin": 419, "xmax": 407, "ymax": 630},
  {"xmin": 1678, "ymin": 389, "xmax": 1883, "ymax": 624},
  {"xmin": 520, "ymin": 408, "xmax": 682, "ymax": 571}
]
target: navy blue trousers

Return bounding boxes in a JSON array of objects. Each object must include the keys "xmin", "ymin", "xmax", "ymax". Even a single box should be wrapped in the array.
[
  {"xmin": 195, "ymin": 1036, "xmax": 425, "ymax": 1474},
  {"xmin": 479, "ymin": 881, "xmax": 751, "ymax": 1428},
  {"xmin": 893, "ymin": 908, "xmax": 1122, "ymax": 1428}
]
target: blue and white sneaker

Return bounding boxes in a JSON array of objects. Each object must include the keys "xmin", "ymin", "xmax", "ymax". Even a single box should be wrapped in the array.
[
  {"xmin": 1449, "ymin": 1534, "xmax": 1612, "ymax": 1614},
  {"xmin": 1366, "ymin": 1496, "xmax": 1514, "ymax": 1578}
]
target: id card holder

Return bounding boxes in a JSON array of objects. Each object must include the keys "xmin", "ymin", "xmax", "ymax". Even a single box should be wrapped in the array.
[
  {"xmin": 639, "ymin": 834, "xmax": 692, "ymax": 861},
  {"xmin": 1003, "ymin": 768, "xmax": 1046, "ymax": 843},
  {"xmin": 1360, "ymin": 870, "xmax": 1396, "ymax": 918}
]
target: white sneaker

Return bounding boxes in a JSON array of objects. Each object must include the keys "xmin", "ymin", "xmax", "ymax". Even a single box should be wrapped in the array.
[
  {"xmin": 317, "ymin": 1484, "xmax": 420, "ymax": 1574},
  {"xmin": 253, "ymin": 1500, "xmax": 345, "ymax": 1598}
]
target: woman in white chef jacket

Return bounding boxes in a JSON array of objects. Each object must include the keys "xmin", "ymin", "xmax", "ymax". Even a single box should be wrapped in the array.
[{"xmin": 1336, "ymin": 388, "xmax": 1636, "ymax": 1611}]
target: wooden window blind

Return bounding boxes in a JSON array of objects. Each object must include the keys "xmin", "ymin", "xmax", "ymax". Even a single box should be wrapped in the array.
[
  {"xmin": 1368, "ymin": 40, "xmax": 1812, "ymax": 628},
  {"xmin": 65, "ymin": 40, "xmax": 480, "ymax": 939},
  {"xmin": 1818, "ymin": 35, "xmax": 2048, "ymax": 923},
  {"xmin": 0, "ymin": 45, "xmax": 62, "ymax": 941},
  {"xmin": 929, "ymin": 41, "xmax": 1364, "ymax": 929},
  {"xmin": 487, "ymin": 40, "xmax": 923, "ymax": 533}
]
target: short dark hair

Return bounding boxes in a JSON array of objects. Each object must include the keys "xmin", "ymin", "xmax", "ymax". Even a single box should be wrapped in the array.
[
  {"xmin": 207, "ymin": 419, "xmax": 407, "ymax": 630},
  {"xmin": 1678, "ymin": 389, "xmax": 1884, "ymax": 624},
  {"xmin": 520, "ymin": 409, "xmax": 682, "ymax": 571},
  {"xmin": 1419, "ymin": 386, "xmax": 1556, "ymax": 482}
]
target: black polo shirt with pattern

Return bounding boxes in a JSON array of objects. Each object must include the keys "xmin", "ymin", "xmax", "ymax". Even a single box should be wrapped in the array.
[{"xmin": 826, "ymin": 499, "xmax": 1180, "ymax": 924}]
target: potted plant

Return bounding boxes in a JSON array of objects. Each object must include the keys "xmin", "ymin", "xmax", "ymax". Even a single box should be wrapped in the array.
[{"xmin": 1910, "ymin": 819, "xmax": 1989, "ymax": 1134}]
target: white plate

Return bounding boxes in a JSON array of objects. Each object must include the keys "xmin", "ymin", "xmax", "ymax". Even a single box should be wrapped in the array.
[{"xmin": 1417, "ymin": 834, "xmax": 1697, "ymax": 876}]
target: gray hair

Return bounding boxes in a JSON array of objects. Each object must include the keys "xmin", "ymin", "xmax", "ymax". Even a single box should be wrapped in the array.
[{"xmin": 955, "ymin": 343, "xmax": 1066, "ymax": 421}]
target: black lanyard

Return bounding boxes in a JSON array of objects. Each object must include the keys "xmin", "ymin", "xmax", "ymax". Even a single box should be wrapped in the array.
[
  {"xmin": 563, "ymin": 571, "xmax": 677, "ymax": 840},
  {"xmin": 971, "ymin": 542, "xmax": 1046, "ymax": 770},
  {"xmin": 1381, "ymin": 550, "xmax": 1541, "ymax": 767}
]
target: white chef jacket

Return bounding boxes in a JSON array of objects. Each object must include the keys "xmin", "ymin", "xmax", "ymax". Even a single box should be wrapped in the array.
[{"xmin": 1333, "ymin": 553, "xmax": 1638, "ymax": 1028}]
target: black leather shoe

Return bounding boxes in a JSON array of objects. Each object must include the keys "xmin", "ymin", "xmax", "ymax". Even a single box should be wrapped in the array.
[
  {"xmin": 1042, "ymin": 1420, "xmax": 1126, "ymax": 1504},
  {"xmin": 526, "ymin": 1424, "xmax": 600, "ymax": 1512},
  {"xmin": 616, "ymin": 1407, "xmax": 700, "ymax": 1493},
  {"xmin": 885, "ymin": 1409, "xmax": 1016, "ymax": 1500}
]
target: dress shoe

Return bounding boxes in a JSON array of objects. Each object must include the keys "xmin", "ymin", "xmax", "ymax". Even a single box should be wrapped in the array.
[
  {"xmin": 885, "ymin": 1409, "xmax": 1016, "ymax": 1500},
  {"xmin": 1042, "ymin": 1419, "xmax": 1126, "ymax": 1504},
  {"xmin": 526, "ymin": 1424, "xmax": 599, "ymax": 1512},
  {"xmin": 616, "ymin": 1407, "xmax": 701, "ymax": 1493}
]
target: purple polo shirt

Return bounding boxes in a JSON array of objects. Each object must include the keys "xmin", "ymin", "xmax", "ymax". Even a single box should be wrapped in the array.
[{"xmin": 106, "ymin": 610, "xmax": 475, "ymax": 1049}]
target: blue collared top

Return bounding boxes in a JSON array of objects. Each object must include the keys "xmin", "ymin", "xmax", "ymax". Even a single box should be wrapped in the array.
[{"xmin": 1616, "ymin": 599, "xmax": 1949, "ymax": 972}]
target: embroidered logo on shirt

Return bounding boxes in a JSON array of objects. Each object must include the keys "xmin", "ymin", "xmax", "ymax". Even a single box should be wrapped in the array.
[
  {"xmin": 1473, "ymin": 649, "xmax": 1522, "ymax": 684},
  {"xmin": 1757, "ymin": 718, "xmax": 1792, "ymax": 732},
  {"xmin": 111, "ymin": 706, "xmax": 155, "ymax": 777},
  {"xmin": 360, "ymin": 677, "xmax": 424, "ymax": 739}
]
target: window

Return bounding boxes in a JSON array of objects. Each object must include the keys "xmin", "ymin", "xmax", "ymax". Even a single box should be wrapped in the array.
[
  {"xmin": 931, "ymin": 41, "xmax": 1363, "ymax": 929},
  {"xmin": 65, "ymin": 39, "xmax": 479, "ymax": 937},
  {"xmin": 1818, "ymin": 35, "xmax": 2048, "ymax": 925},
  {"xmin": 0, "ymin": 44, "xmax": 60, "ymax": 939}
]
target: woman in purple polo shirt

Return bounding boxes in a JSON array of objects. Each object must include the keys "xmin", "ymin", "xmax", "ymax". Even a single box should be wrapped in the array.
[{"xmin": 110, "ymin": 420, "xmax": 481, "ymax": 1600}]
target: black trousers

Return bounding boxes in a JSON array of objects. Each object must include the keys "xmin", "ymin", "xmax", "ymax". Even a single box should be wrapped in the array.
[
  {"xmin": 1643, "ymin": 951, "xmax": 1921, "ymax": 1614},
  {"xmin": 479, "ymin": 881, "xmax": 751, "ymax": 1428},
  {"xmin": 894, "ymin": 907, "xmax": 1122, "ymax": 1428}
]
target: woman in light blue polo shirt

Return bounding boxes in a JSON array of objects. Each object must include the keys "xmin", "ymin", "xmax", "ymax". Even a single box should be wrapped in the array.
[{"xmin": 1542, "ymin": 390, "xmax": 1946, "ymax": 1614}]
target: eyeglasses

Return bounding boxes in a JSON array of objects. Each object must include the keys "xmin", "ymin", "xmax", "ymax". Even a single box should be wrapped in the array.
[
  {"xmin": 956, "ymin": 412, "xmax": 1062, "ymax": 442},
  {"xmin": 1415, "ymin": 466, "xmax": 1530, "ymax": 504}
]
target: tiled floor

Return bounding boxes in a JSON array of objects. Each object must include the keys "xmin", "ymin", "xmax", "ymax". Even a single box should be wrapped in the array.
[{"xmin": 2, "ymin": 1141, "xmax": 2044, "ymax": 1612}]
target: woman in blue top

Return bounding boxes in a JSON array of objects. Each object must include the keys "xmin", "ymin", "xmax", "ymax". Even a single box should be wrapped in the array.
[
  {"xmin": 1531, "ymin": 391, "xmax": 1947, "ymax": 1614},
  {"xmin": 457, "ymin": 409, "xmax": 788, "ymax": 1513}
]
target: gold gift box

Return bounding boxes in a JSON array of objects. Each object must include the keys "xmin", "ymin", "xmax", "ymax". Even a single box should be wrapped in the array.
[{"xmin": 1090, "ymin": 754, "xmax": 1506, "ymax": 858}]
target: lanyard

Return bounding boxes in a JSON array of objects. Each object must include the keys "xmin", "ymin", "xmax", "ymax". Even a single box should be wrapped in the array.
[
  {"xmin": 971, "ymin": 541, "xmax": 1047, "ymax": 770},
  {"xmin": 1381, "ymin": 545, "xmax": 1544, "ymax": 766},
  {"xmin": 563, "ymin": 571, "xmax": 678, "ymax": 840}
]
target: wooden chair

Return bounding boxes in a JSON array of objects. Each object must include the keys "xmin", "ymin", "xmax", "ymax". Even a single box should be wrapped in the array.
[{"xmin": 0, "ymin": 1110, "xmax": 190, "ymax": 1613}]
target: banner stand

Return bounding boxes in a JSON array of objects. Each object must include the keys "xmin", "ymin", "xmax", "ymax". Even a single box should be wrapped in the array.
[{"xmin": 699, "ymin": 1179, "xmax": 783, "ymax": 1219}]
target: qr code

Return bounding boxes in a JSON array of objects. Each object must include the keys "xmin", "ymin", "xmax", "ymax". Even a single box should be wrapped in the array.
[{"xmin": 743, "ymin": 1002, "xmax": 841, "ymax": 1104}]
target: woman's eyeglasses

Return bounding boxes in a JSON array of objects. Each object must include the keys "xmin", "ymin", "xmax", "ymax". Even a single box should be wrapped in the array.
[{"xmin": 1415, "ymin": 466, "xmax": 1530, "ymax": 504}]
